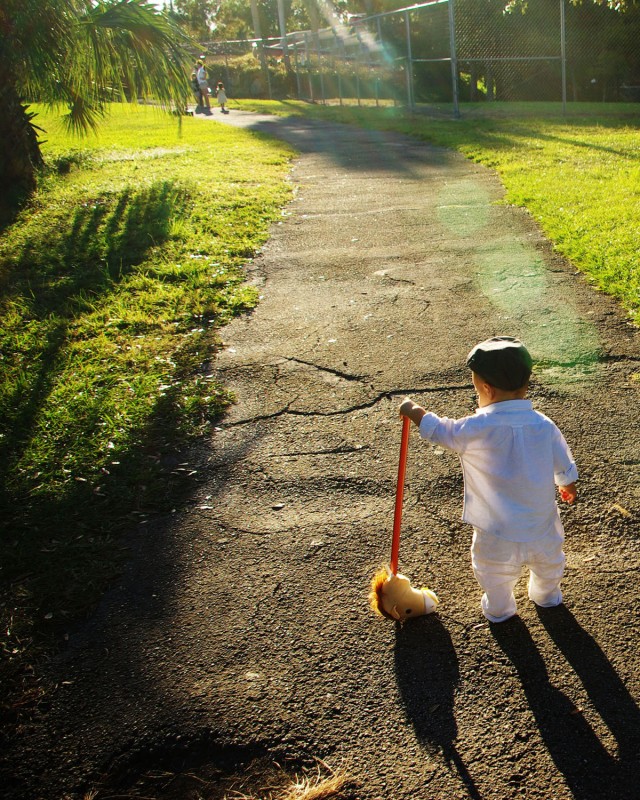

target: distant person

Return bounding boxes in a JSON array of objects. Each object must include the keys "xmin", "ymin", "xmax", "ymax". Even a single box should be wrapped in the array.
[
  {"xmin": 400, "ymin": 336, "xmax": 578, "ymax": 623},
  {"xmin": 196, "ymin": 60, "xmax": 211, "ymax": 113},
  {"xmin": 216, "ymin": 82, "xmax": 228, "ymax": 114},
  {"xmin": 190, "ymin": 71, "xmax": 203, "ymax": 112}
]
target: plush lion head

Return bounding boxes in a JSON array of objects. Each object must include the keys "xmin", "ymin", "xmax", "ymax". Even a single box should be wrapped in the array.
[{"xmin": 369, "ymin": 567, "xmax": 438, "ymax": 621}]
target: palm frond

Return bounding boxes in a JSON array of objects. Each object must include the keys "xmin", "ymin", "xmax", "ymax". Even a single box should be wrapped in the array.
[
  {"xmin": 7, "ymin": 0, "xmax": 193, "ymax": 134},
  {"xmin": 84, "ymin": 0, "xmax": 192, "ymax": 95},
  {"xmin": 1, "ymin": 0, "xmax": 196, "ymax": 215}
]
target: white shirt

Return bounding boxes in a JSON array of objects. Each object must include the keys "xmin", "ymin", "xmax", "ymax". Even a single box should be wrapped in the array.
[{"xmin": 418, "ymin": 399, "xmax": 578, "ymax": 542}]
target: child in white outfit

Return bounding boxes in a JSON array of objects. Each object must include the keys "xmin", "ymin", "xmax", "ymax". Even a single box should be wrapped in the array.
[
  {"xmin": 216, "ymin": 82, "xmax": 228, "ymax": 113},
  {"xmin": 400, "ymin": 336, "xmax": 578, "ymax": 623}
]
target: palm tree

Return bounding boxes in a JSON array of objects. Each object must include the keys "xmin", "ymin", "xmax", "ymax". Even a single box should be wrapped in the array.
[{"xmin": 0, "ymin": 0, "xmax": 192, "ymax": 227}]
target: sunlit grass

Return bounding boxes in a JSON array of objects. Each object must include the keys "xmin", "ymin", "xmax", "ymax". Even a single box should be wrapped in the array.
[{"xmin": 0, "ymin": 103, "xmax": 294, "ymax": 717}]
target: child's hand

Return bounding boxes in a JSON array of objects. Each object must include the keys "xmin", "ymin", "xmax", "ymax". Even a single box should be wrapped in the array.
[
  {"xmin": 559, "ymin": 483, "xmax": 577, "ymax": 504},
  {"xmin": 399, "ymin": 397, "xmax": 426, "ymax": 426}
]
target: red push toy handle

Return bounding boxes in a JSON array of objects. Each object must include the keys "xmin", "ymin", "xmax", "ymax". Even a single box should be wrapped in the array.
[{"xmin": 389, "ymin": 415, "xmax": 410, "ymax": 575}]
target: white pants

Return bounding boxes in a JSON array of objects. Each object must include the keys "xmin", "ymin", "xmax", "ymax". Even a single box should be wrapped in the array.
[{"xmin": 471, "ymin": 518, "xmax": 565, "ymax": 623}]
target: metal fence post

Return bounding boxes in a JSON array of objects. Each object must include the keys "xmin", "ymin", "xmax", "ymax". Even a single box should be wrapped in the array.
[
  {"xmin": 293, "ymin": 41, "xmax": 302, "ymax": 100},
  {"xmin": 448, "ymin": 0, "xmax": 460, "ymax": 118},
  {"xmin": 304, "ymin": 32, "xmax": 314, "ymax": 101},
  {"xmin": 317, "ymin": 35, "xmax": 325, "ymax": 103},
  {"xmin": 264, "ymin": 41, "xmax": 272, "ymax": 99},
  {"xmin": 560, "ymin": 0, "xmax": 567, "ymax": 114},
  {"xmin": 404, "ymin": 10, "xmax": 414, "ymax": 110}
]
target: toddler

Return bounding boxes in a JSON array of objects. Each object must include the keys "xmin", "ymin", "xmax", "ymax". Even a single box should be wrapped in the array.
[
  {"xmin": 400, "ymin": 336, "xmax": 578, "ymax": 622},
  {"xmin": 216, "ymin": 82, "xmax": 228, "ymax": 113}
]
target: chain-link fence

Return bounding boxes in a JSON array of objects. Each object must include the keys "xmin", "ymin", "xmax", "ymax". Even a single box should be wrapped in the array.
[{"xmin": 203, "ymin": 0, "xmax": 640, "ymax": 116}]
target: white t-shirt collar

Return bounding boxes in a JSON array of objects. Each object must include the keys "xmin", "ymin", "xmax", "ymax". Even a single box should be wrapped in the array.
[{"xmin": 474, "ymin": 399, "xmax": 533, "ymax": 416}]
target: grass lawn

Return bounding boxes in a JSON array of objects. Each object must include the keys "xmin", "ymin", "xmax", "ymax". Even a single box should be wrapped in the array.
[
  {"xmin": 0, "ymin": 103, "xmax": 294, "ymax": 720},
  {"xmin": 239, "ymin": 99, "xmax": 640, "ymax": 325}
]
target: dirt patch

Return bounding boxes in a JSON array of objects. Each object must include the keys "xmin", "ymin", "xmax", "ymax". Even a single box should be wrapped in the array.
[{"xmin": 87, "ymin": 742, "xmax": 357, "ymax": 800}]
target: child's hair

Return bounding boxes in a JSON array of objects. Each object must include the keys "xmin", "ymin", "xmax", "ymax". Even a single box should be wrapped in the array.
[{"xmin": 466, "ymin": 336, "xmax": 532, "ymax": 390}]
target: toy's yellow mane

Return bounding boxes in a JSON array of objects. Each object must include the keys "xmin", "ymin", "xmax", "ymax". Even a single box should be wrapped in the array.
[{"xmin": 368, "ymin": 566, "xmax": 395, "ymax": 620}]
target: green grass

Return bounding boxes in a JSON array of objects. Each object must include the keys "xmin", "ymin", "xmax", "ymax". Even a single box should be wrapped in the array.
[
  {"xmin": 0, "ymin": 103, "xmax": 294, "ymax": 720},
  {"xmin": 238, "ymin": 99, "xmax": 640, "ymax": 324}
]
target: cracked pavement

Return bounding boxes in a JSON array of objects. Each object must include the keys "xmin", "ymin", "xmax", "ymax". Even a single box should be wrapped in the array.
[{"xmin": 5, "ymin": 112, "xmax": 640, "ymax": 800}]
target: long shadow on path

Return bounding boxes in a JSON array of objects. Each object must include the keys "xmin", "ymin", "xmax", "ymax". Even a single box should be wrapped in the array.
[
  {"xmin": 492, "ymin": 610, "xmax": 640, "ymax": 800},
  {"xmin": 394, "ymin": 617, "xmax": 481, "ymax": 799}
]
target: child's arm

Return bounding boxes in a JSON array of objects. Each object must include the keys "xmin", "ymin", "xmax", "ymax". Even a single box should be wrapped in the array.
[
  {"xmin": 399, "ymin": 397, "xmax": 426, "ymax": 426},
  {"xmin": 558, "ymin": 482, "xmax": 577, "ymax": 504}
]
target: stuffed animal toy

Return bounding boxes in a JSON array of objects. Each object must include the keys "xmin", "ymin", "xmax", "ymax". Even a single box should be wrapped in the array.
[
  {"xmin": 369, "ymin": 416, "xmax": 439, "ymax": 622},
  {"xmin": 369, "ymin": 567, "xmax": 438, "ymax": 621}
]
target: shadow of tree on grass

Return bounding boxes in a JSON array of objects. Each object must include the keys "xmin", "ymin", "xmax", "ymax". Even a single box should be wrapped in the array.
[
  {"xmin": 0, "ymin": 181, "xmax": 182, "ymax": 496},
  {"xmin": 0, "ymin": 180, "xmax": 217, "ymax": 725}
]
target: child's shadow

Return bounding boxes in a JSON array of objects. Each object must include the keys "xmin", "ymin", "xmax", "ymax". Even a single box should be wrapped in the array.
[
  {"xmin": 394, "ymin": 617, "xmax": 481, "ymax": 799},
  {"xmin": 492, "ymin": 608, "xmax": 640, "ymax": 800},
  {"xmin": 538, "ymin": 606, "xmax": 640, "ymax": 765}
]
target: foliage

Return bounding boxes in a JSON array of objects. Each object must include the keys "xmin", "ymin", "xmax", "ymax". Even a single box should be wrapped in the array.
[
  {"xmin": 206, "ymin": 0, "xmax": 259, "ymax": 39},
  {"xmin": 0, "ymin": 0, "xmax": 194, "ymax": 224},
  {"xmin": 201, "ymin": 51, "xmax": 298, "ymax": 98},
  {"xmin": 191, "ymin": 0, "xmax": 639, "ymax": 43},
  {"xmin": 453, "ymin": 0, "xmax": 640, "ymax": 102},
  {"xmin": 2, "ymin": 0, "xmax": 192, "ymax": 133},
  {"xmin": 507, "ymin": 0, "xmax": 636, "ymax": 9},
  {"xmin": 193, "ymin": 0, "xmax": 640, "ymax": 108},
  {"xmin": 174, "ymin": 0, "xmax": 224, "ymax": 38},
  {"xmin": 201, "ymin": 0, "xmax": 334, "ymax": 41},
  {"xmin": 0, "ymin": 103, "xmax": 294, "ymax": 723}
]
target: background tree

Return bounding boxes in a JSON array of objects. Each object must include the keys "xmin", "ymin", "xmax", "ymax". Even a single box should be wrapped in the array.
[
  {"xmin": 206, "ymin": 0, "xmax": 255, "ymax": 39},
  {"xmin": 173, "ymin": 0, "xmax": 219, "ymax": 39},
  {"xmin": 0, "ymin": 0, "xmax": 192, "ymax": 227},
  {"xmin": 173, "ymin": 0, "xmax": 638, "ymax": 43}
]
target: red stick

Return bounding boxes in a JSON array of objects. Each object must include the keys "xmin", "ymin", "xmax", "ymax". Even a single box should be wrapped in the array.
[{"xmin": 389, "ymin": 415, "xmax": 410, "ymax": 575}]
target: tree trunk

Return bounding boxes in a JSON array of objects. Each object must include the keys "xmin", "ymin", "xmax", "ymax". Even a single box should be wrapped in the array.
[
  {"xmin": 0, "ymin": 65, "xmax": 44, "ymax": 227},
  {"xmin": 308, "ymin": 1, "xmax": 321, "ymax": 52}
]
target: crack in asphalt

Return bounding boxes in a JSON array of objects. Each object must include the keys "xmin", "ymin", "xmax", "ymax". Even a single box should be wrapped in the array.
[
  {"xmin": 281, "ymin": 356, "xmax": 368, "ymax": 382},
  {"xmin": 602, "ymin": 353, "xmax": 640, "ymax": 364},
  {"xmin": 385, "ymin": 276, "xmax": 415, "ymax": 285},
  {"xmin": 268, "ymin": 445, "xmax": 370, "ymax": 457},
  {"xmin": 223, "ymin": 385, "xmax": 473, "ymax": 427}
]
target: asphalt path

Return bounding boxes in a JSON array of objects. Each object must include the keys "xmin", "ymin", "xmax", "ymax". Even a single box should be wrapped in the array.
[{"xmin": 5, "ymin": 110, "xmax": 640, "ymax": 800}]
